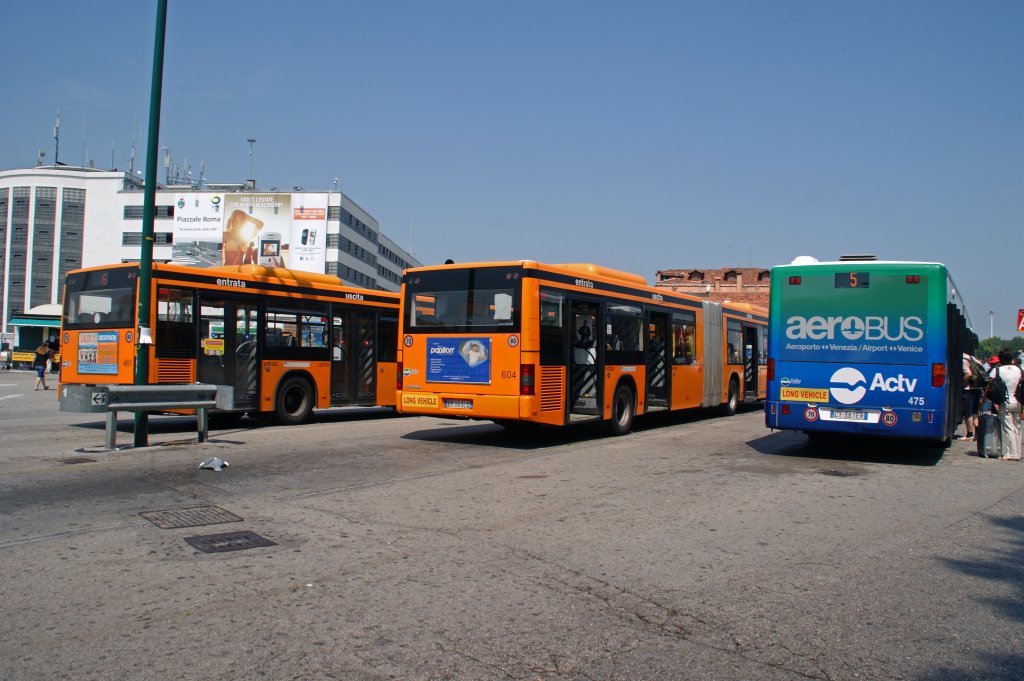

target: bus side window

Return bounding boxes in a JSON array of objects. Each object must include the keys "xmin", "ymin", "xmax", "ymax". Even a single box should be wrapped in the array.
[{"xmin": 672, "ymin": 312, "xmax": 696, "ymax": 365}]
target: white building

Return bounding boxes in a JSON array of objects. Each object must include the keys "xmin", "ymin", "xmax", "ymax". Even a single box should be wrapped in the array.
[{"xmin": 0, "ymin": 165, "xmax": 419, "ymax": 348}]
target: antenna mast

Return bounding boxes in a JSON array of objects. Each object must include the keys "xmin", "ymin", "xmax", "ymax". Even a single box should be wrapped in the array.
[{"xmin": 53, "ymin": 110, "xmax": 60, "ymax": 165}]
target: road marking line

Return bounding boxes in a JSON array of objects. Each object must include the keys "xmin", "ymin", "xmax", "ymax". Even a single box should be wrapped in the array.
[{"xmin": 0, "ymin": 393, "xmax": 25, "ymax": 400}]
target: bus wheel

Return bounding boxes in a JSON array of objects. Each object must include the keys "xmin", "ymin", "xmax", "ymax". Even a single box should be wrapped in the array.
[
  {"xmin": 608, "ymin": 384, "xmax": 635, "ymax": 436},
  {"xmin": 276, "ymin": 377, "xmax": 314, "ymax": 425},
  {"xmin": 721, "ymin": 377, "xmax": 739, "ymax": 416}
]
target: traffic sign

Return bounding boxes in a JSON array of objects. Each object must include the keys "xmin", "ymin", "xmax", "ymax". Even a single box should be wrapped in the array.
[{"xmin": 1018, "ymin": 309, "xmax": 1024, "ymax": 332}]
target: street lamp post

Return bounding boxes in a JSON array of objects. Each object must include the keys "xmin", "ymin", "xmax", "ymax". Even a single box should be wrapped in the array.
[
  {"xmin": 134, "ymin": 0, "xmax": 169, "ymax": 447},
  {"xmin": 247, "ymin": 138, "xmax": 256, "ymax": 184},
  {"xmin": 989, "ymin": 310, "xmax": 994, "ymax": 339}
]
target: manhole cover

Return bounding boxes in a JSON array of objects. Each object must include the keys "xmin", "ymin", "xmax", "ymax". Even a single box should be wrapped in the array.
[
  {"xmin": 60, "ymin": 457, "xmax": 97, "ymax": 464},
  {"xmin": 140, "ymin": 506, "xmax": 243, "ymax": 529},
  {"xmin": 184, "ymin": 530, "xmax": 276, "ymax": 553}
]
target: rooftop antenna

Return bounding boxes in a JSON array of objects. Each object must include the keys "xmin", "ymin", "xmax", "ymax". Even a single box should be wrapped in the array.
[
  {"xmin": 53, "ymin": 109, "xmax": 60, "ymax": 165},
  {"xmin": 163, "ymin": 147, "xmax": 170, "ymax": 185},
  {"xmin": 111, "ymin": 140, "xmax": 116, "ymax": 170},
  {"xmin": 36, "ymin": 149, "xmax": 45, "ymax": 166},
  {"xmin": 80, "ymin": 106, "xmax": 88, "ymax": 167},
  {"xmin": 199, "ymin": 160, "xmax": 205, "ymax": 187},
  {"xmin": 333, "ymin": 176, "xmax": 338, "ymax": 192}
]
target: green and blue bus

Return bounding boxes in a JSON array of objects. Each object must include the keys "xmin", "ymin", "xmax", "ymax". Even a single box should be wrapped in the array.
[{"xmin": 764, "ymin": 256, "xmax": 975, "ymax": 443}]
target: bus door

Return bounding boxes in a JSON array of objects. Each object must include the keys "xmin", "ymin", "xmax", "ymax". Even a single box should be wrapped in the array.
[
  {"xmin": 646, "ymin": 311, "xmax": 670, "ymax": 409},
  {"xmin": 330, "ymin": 311, "xmax": 351, "ymax": 402},
  {"xmin": 743, "ymin": 324, "xmax": 758, "ymax": 399},
  {"xmin": 330, "ymin": 310, "xmax": 376, "ymax": 404},
  {"xmin": 196, "ymin": 297, "xmax": 260, "ymax": 411},
  {"xmin": 569, "ymin": 301, "xmax": 601, "ymax": 418},
  {"xmin": 356, "ymin": 312, "xmax": 376, "ymax": 401}
]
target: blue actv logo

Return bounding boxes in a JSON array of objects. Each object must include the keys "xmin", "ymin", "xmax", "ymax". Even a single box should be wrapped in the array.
[{"xmin": 830, "ymin": 367, "xmax": 867, "ymax": 405}]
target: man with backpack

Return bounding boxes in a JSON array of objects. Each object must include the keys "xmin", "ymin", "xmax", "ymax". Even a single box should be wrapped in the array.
[
  {"xmin": 961, "ymin": 352, "xmax": 986, "ymax": 440},
  {"xmin": 985, "ymin": 349, "xmax": 1023, "ymax": 461}
]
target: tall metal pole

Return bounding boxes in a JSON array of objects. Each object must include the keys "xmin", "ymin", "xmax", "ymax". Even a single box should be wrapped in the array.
[
  {"xmin": 134, "ymin": 0, "xmax": 169, "ymax": 447},
  {"xmin": 247, "ymin": 138, "xmax": 256, "ymax": 183}
]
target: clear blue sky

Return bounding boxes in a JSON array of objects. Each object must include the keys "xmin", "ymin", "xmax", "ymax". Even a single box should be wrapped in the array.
[{"xmin": 2, "ymin": 1, "xmax": 1021, "ymax": 336}]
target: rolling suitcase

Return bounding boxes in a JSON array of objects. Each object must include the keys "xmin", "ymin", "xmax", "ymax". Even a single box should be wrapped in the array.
[{"xmin": 977, "ymin": 412, "xmax": 1001, "ymax": 458}]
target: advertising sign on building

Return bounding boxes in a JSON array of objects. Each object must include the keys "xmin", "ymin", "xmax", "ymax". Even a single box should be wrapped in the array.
[
  {"xmin": 171, "ymin": 193, "xmax": 224, "ymax": 267},
  {"xmin": 289, "ymin": 193, "xmax": 327, "ymax": 273},
  {"xmin": 222, "ymin": 193, "xmax": 292, "ymax": 268},
  {"xmin": 169, "ymin": 192, "xmax": 327, "ymax": 274}
]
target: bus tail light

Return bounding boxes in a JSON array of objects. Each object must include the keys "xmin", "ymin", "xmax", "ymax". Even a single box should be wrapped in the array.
[
  {"xmin": 781, "ymin": 404, "xmax": 790, "ymax": 415},
  {"xmin": 520, "ymin": 364, "xmax": 535, "ymax": 396},
  {"xmin": 767, "ymin": 358, "xmax": 775, "ymax": 381},
  {"xmin": 906, "ymin": 275, "xmax": 921, "ymax": 284},
  {"xmin": 397, "ymin": 361, "xmax": 403, "ymax": 390},
  {"xmin": 788, "ymin": 276, "xmax": 801, "ymax": 285},
  {"xmin": 932, "ymin": 363, "xmax": 946, "ymax": 388}
]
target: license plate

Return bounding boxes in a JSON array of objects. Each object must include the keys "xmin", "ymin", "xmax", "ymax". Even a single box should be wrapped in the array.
[
  {"xmin": 832, "ymin": 410, "xmax": 867, "ymax": 421},
  {"xmin": 444, "ymin": 399, "xmax": 473, "ymax": 410}
]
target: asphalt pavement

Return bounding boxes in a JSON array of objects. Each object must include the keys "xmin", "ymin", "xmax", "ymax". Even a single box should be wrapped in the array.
[{"xmin": 0, "ymin": 368, "xmax": 1021, "ymax": 680}]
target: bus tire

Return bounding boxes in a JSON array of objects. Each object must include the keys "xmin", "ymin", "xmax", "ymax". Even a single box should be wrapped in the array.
[
  {"xmin": 276, "ymin": 376, "xmax": 314, "ymax": 425},
  {"xmin": 608, "ymin": 383, "xmax": 635, "ymax": 436},
  {"xmin": 721, "ymin": 377, "xmax": 739, "ymax": 416}
]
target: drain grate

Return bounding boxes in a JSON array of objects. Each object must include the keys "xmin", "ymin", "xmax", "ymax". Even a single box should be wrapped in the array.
[
  {"xmin": 60, "ymin": 457, "xmax": 97, "ymax": 464},
  {"xmin": 184, "ymin": 530, "xmax": 276, "ymax": 553},
  {"xmin": 140, "ymin": 506, "xmax": 243, "ymax": 529}
]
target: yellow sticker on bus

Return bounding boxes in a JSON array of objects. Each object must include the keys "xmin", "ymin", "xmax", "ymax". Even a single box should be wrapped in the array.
[
  {"xmin": 780, "ymin": 387, "xmax": 829, "ymax": 402},
  {"xmin": 402, "ymin": 394, "xmax": 439, "ymax": 408}
]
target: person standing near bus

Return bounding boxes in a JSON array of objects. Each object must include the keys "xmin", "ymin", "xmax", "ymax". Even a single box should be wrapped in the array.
[
  {"xmin": 989, "ymin": 348, "xmax": 1022, "ymax": 461},
  {"xmin": 33, "ymin": 342, "xmax": 52, "ymax": 391}
]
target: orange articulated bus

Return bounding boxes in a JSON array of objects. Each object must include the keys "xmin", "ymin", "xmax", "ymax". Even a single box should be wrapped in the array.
[
  {"xmin": 396, "ymin": 260, "xmax": 767, "ymax": 434},
  {"xmin": 59, "ymin": 262, "xmax": 399, "ymax": 424}
]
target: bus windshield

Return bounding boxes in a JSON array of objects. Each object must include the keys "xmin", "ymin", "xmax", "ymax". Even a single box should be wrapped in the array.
[
  {"xmin": 778, "ymin": 269, "xmax": 929, "ymax": 365},
  {"xmin": 62, "ymin": 267, "xmax": 138, "ymax": 329},
  {"xmin": 404, "ymin": 268, "xmax": 522, "ymax": 332}
]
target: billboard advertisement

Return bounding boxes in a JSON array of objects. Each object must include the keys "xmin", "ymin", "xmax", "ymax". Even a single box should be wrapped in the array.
[
  {"xmin": 289, "ymin": 193, "xmax": 327, "ymax": 273},
  {"xmin": 219, "ymin": 193, "xmax": 327, "ymax": 273},
  {"xmin": 171, "ymin": 193, "xmax": 224, "ymax": 267}
]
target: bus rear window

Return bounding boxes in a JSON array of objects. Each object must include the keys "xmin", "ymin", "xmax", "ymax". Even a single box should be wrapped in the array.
[{"xmin": 404, "ymin": 268, "xmax": 521, "ymax": 332}]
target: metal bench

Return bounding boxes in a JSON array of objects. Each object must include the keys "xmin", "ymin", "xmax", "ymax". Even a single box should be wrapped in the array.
[{"xmin": 102, "ymin": 384, "xmax": 219, "ymax": 449}]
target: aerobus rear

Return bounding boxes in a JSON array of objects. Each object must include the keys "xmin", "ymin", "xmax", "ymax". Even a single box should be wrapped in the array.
[
  {"xmin": 398, "ymin": 264, "xmax": 532, "ymax": 421},
  {"xmin": 59, "ymin": 265, "xmax": 139, "ymax": 390},
  {"xmin": 765, "ymin": 262, "xmax": 950, "ymax": 440}
]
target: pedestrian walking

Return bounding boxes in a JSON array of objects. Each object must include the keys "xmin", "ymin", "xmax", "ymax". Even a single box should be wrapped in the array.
[
  {"xmin": 988, "ymin": 348, "xmax": 1022, "ymax": 461},
  {"xmin": 32, "ymin": 342, "xmax": 52, "ymax": 391}
]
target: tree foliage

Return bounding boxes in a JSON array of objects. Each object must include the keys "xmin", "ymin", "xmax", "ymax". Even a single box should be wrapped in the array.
[{"xmin": 977, "ymin": 336, "xmax": 1024, "ymax": 359}]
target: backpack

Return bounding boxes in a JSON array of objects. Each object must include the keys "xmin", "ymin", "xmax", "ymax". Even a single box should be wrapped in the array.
[
  {"xmin": 1015, "ymin": 367, "xmax": 1024, "ymax": 404},
  {"xmin": 985, "ymin": 368, "xmax": 1008, "ymax": 405},
  {"xmin": 968, "ymin": 357, "xmax": 989, "ymax": 389}
]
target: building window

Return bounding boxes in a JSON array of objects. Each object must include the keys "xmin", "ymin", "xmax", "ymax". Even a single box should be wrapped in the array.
[
  {"xmin": 688, "ymin": 271, "xmax": 704, "ymax": 282},
  {"xmin": 123, "ymin": 205, "xmax": 174, "ymax": 220},
  {"xmin": 122, "ymin": 232, "xmax": 174, "ymax": 245}
]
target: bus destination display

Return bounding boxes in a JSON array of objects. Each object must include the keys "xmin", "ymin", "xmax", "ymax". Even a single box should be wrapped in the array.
[{"xmin": 835, "ymin": 272, "xmax": 869, "ymax": 289}]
